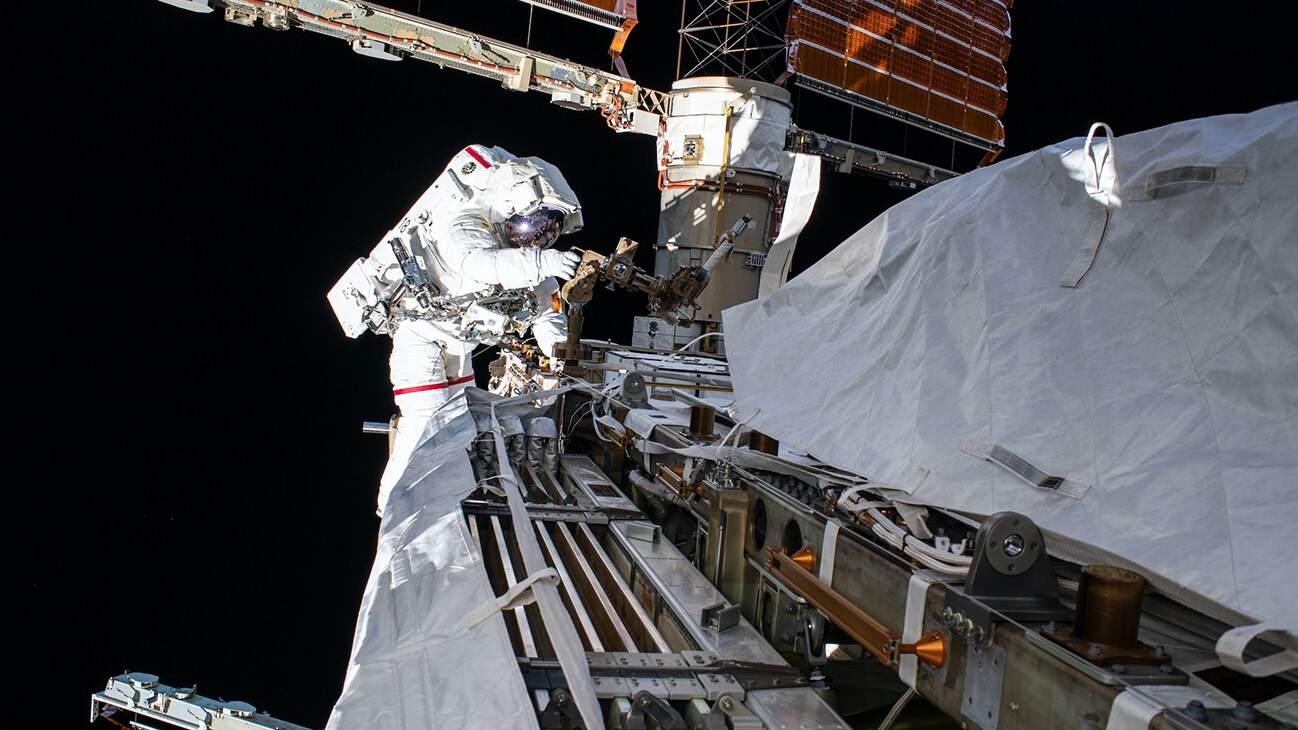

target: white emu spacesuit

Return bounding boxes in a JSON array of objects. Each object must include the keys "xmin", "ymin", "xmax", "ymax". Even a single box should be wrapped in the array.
[{"xmin": 327, "ymin": 144, "xmax": 583, "ymax": 515}]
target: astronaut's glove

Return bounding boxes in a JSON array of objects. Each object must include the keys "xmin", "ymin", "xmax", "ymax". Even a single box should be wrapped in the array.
[{"xmin": 538, "ymin": 249, "xmax": 581, "ymax": 281}]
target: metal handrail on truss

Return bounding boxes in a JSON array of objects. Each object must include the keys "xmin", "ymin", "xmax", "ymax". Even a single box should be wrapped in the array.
[
  {"xmin": 162, "ymin": 0, "xmax": 963, "ymax": 185},
  {"xmin": 169, "ymin": 0, "xmax": 671, "ymax": 132}
]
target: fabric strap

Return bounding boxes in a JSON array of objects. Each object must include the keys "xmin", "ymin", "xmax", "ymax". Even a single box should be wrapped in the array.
[
  {"xmin": 1215, "ymin": 622, "xmax": 1298, "ymax": 677},
  {"xmin": 1060, "ymin": 122, "xmax": 1117, "ymax": 288}
]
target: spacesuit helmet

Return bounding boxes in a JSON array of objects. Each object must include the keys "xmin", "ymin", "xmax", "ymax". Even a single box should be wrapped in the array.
[
  {"xmin": 504, "ymin": 206, "xmax": 567, "ymax": 249},
  {"xmin": 494, "ymin": 155, "xmax": 583, "ymax": 245}
]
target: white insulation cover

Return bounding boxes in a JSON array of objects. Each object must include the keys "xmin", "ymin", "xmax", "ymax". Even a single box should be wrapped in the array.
[
  {"xmin": 326, "ymin": 392, "xmax": 543, "ymax": 730},
  {"xmin": 724, "ymin": 103, "xmax": 1298, "ymax": 634}
]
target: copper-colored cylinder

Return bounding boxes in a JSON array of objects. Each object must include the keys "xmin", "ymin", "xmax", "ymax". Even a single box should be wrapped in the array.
[
  {"xmin": 750, "ymin": 430, "xmax": 779, "ymax": 455},
  {"xmin": 689, "ymin": 405, "xmax": 716, "ymax": 438},
  {"xmin": 1073, "ymin": 565, "xmax": 1145, "ymax": 649}
]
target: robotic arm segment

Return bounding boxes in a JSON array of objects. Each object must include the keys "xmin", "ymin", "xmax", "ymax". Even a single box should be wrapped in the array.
[
  {"xmin": 656, "ymin": 213, "xmax": 752, "ymax": 323},
  {"xmin": 560, "ymin": 231, "xmax": 733, "ymax": 326},
  {"xmin": 561, "ymin": 247, "xmax": 619, "ymax": 305},
  {"xmin": 702, "ymin": 214, "xmax": 752, "ymax": 274}
]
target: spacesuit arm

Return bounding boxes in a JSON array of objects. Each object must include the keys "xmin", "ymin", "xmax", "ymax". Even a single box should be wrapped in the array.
[
  {"xmin": 439, "ymin": 214, "xmax": 577, "ymax": 289},
  {"xmin": 463, "ymin": 247, "xmax": 553, "ymax": 290},
  {"xmin": 528, "ymin": 278, "xmax": 568, "ymax": 357}
]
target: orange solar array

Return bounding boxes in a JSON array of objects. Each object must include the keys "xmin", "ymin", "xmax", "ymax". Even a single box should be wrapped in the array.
[{"xmin": 786, "ymin": 0, "xmax": 1011, "ymax": 146}]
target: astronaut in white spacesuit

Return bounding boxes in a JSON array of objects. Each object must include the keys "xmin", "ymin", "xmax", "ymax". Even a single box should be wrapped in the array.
[{"xmin": 327, "ymin": 144, "xmax": 583, "ymax": 516}]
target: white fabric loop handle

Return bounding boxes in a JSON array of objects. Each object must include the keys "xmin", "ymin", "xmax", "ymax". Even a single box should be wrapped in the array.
[
  {"xmin": 1215, "ymin": 622, "xmax": 1298, "ymax": 677},
  {"xmin": 1083, "ymin": 122, "xmax": 1117, "ymax": 203},
  {"xmin": 1060, "ymin": 122, "xmax": 1118, "ymax": 288}
]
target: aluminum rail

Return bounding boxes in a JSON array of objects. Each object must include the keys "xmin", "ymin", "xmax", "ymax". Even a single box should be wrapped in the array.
[
  {"xmin": 552, "ymin": 520, "xmax": 641, "ymax": 651},
  {"xmin": 789, "ymin": 126, "xmax": 961, "ymax": 187},
  {"xmin": 491, "ymin": 514, "xmax": 542, "ymax": 658},
  {"xmin": 536, "ymin": 520, "xmax": 608, "ymax": 652},
  {"xmin": 164, "ymin": 0, "xmax": 669, "ymax": 122}
]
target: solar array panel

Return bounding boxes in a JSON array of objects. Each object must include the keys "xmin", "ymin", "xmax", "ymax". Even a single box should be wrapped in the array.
[{"xmin": 786, "ymin": 0, "xmax": 1011, "ymax": 147}]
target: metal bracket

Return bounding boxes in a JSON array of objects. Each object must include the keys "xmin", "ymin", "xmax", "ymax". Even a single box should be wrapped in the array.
[
  {"xmin": 701, "ymin": 602, "xmax": 740, "ymax": 632},
  {"xmin": 1022, "ymin": 630, "xmax": 1189, "ymax": 687},
  {"xmin": 684, "ymin": 655, "xmax": 807, "ymax": 694},
  {"xmin": 539, "ymin": 688, "xmax": 585, "ymax": 729},
  {"xmin": 708, "ymin": 694, "xmax": 762, "ymax": 729},
  {"xmin": 797, "ymin": 617, "xmax": 828, "ymax": 688},
  {"xmin": 623, "ymin": 690, "xmax": 686, "ymax": 729},
  {"xmin": 942, "ymin": 512, "xmax": 1072, "ymax": 645}
]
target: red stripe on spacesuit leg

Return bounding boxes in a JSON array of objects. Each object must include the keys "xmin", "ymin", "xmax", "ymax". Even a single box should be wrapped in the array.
[
  {"xmin": 464, "ymin": 146, "xmax": 492, "ymax": 168},
  {"xmin": 392, "ymin": 374, "xmax": 476, "ymax": 396}
]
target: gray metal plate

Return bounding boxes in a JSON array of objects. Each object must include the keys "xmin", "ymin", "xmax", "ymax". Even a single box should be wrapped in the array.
[{"xmin": 963, "ymin": 643, "xmax": 1006, "ymax": 730}]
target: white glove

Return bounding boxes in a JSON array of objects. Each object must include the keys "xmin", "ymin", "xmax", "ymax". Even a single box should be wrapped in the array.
[{"xmin": 538, "ymin": 249, "xmax": 581, "ymax": 281}]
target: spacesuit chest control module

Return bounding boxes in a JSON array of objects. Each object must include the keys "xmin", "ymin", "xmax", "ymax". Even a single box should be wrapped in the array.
[{"xmin": 326, "ymin": 144, "xmax": 584, "ymax": 351}]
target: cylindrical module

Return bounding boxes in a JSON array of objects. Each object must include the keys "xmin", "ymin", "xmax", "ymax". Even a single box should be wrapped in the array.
[
  {"xmin": 1073, "ymin": 565, "xmax": 1146, "ymax": 649},
  {"xmin": 689, "ymin": 404, "xmax": 716, "ymax": 439},
  {"xmin": 656, "ymin": 77, "xmax": 792, "ymax": 325}
]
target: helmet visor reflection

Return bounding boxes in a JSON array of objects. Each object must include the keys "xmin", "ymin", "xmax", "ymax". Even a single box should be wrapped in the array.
[{"xmin": 506, "ymin": 208, "xmax": 565, "ymax": 248}]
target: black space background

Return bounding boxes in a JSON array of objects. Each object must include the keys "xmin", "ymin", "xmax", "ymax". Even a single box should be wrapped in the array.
[{"xmin": 18, "ymin": 3, "xmax": 1294, "ymax": 728}]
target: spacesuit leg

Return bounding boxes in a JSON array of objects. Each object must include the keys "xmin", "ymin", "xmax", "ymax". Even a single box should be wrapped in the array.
[{"xmin": 376, "ymin": 321, "xmax": 475, "ymax": 517}]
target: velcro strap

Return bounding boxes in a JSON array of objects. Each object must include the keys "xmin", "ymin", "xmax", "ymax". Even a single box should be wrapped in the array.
[
  {"xmin": 898, "ymin": 572, "xmax": 938, "ymax": 689},
  {"xmin": 1127, "ymin": 165, "xmax": 1246, "ymax": 201},
  {"xmin": 963, "ymin": 441, "xmax": 1091, "ymax": 499}
]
